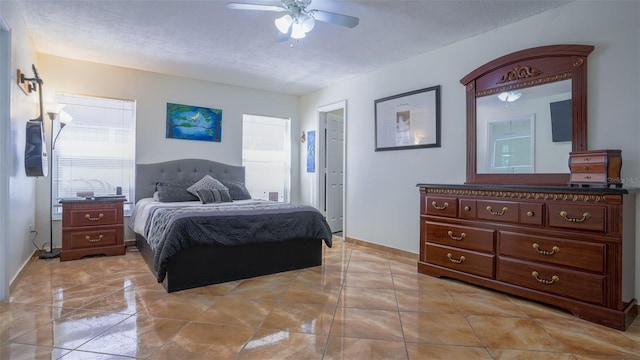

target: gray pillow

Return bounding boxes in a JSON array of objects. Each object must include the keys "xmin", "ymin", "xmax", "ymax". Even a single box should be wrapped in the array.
[
  {"xmin": 187, "ymin": 175, "xmax": 228, "ymax": 197},
  {"xmin": 221, "ymin": 180, "xmax": 252, "ymax": 200},
  {"xmin": 155, "ymin": 181, "xmax": 199, "ymax": 202},
  {"xmin": 196, "ymin": 188, "xmax": 232, "ymax": 204}
]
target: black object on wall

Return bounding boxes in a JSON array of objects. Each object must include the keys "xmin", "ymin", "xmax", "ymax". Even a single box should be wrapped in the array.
[{"xmin": 550, "ymin": 99, "xmax": 572, "ymax": 142}]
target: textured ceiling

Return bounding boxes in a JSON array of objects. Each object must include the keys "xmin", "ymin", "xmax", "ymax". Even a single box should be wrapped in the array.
[{"xmin": 15, "ymin": 0, "xmax": 570, "ymax": 96}]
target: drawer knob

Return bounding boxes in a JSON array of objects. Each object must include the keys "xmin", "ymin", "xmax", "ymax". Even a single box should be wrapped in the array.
[
  {"xmin": 486, "ymin": 206, "xmax": 508, "ymax": 216},
  {"xmin": 85, "ymin": 234, "xmax": 104, "ymax": 243},
  {"xmin": 85, "ymin": 213, "xmax": 104, "ymax": 221},
  {"xmin": 532, "ymin": 243, "xmax": 559, "ymax": 255},
  {"xmin": 464, "ymin": 206, "xmax": 471, "ymax": 211},
  {"xmin": 447, "ymin": 230, "xmax": 466, "ymax": 241},
  {"xmin": 431, "ymin": 201, "xmax": 448, "ymax": 210},
  {"xmin": 559, "ymin": 210, "xmax": 591, "ymax": 223},
  {"xmin": 447, "ymin": 253, "xmax": 465, "ymax": 264},
  {"xmin": 531, "ymin": 271, "xmax": 559, "ymax": 285},
  {"xmin": 526, "ymin": 211, "xmax": 534, "ymax": 217}
]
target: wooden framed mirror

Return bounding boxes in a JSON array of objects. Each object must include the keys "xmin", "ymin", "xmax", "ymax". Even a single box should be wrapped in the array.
[{"xmin": 460, "ymin": 44, "xmax": 594, "ymax": 185}]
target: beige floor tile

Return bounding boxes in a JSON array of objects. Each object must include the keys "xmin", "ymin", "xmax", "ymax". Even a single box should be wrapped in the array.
[
  {"xmin": 391, "ymin": 273, "xmax": 449, "ymax": 292},
  {"xmin": 196, "ymin": 296, "xmax": 274, "ymax": 328},
  {"xmin": 330, "ymin": 308, "xmax": 404, "ymax": 341},
  {"xmin": 0, "ymin": 342, "xmax": 70, "ymax": 360},
  {"xmin": 488, "ymin": 348, "xmax": 579, "ymax": 360},
  {"xmin": 400, "ymin": 312, "xmax": 483, "ymax": 346},
  {"xmin": 76, "ymin": 315, "xmax": 188, "ymax": 357},
  {"xmin": 347, "ymin": 260, "xmax": 391, "ymax": 273},
  {"xmin": 467, "ymin": 315, "xmax": 567, "ymax": 352},
  {"xmin": 343, "ymin": 272, "xmax": 395, "ymax": 289},
  {"xmin": 536, "ymin": 317, "xmax": 640, "ymax": 357},
  {"xmin": 261, "ymin": 302, "xmax": 335, "ymax": 335},
  {"xmin": 450, "ymin": 290, "xmax": 529, "ymax": 317},
  {"xmin": 237, "ymin": 328, "xmax": 327, "ymax": 359},
  {"xmin": 324, "ymin": 337, "xmax": 408, "ymax": 360},
  {"xmin": 406, "ymin": 343, "xmax": 493, "ymax": 360},
  {"xmin": 395, "ymin": 289, "xmax": 460, "ymax": 313},
  {"xmin": 338, "ymin": 287, "xmax": 398, "ymax": 310},
  {"xmin": 150, "ymin": 322, "xmax": 254, "ymax": 360}
]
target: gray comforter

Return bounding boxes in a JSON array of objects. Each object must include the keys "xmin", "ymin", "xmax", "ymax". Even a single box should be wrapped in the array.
[{"xmin": 130, "ymin": 200, "xmax": 333, "ymax": 282}]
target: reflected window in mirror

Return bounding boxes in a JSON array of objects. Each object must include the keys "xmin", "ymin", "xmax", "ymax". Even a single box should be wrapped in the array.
[{"xmin": 476, "ymin": 80, "xmax": 571, "ymax": 174}]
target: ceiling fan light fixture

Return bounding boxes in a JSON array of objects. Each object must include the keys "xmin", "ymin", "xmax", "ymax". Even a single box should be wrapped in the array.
[
  {"xmin": 291, "ymin": 22, "xmax": 306, "ymax": 39},
  {"xmin": 275, "ymin": 14, "xmax": 293, "ymax": 33},
  {"xmin": 498, "ymin": 91, "xmax": 522, "ymax": 102},
  {"xmin": 300, "ymin": 14, "xmax": 315, "ymax": 32}
]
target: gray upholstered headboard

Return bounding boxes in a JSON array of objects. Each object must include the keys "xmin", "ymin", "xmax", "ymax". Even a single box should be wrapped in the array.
[{"xmin": 135, "ymin": 159, "xmax": 245, "ymax": 202}]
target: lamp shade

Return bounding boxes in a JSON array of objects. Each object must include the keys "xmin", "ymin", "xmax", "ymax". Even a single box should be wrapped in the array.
[
  {"xmin": 291, "ymin": 22, "xmax": 306, "ymax": 39},
  {"xmin": 57, "ymin": 110, "xmax": 73, "ymax": 125},
  {"xmin": 275, "ymin": 14, "xmax": 293, "ymax": 33}
]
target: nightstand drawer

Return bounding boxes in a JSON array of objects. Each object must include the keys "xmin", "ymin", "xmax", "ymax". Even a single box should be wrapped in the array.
[
  {"xmin": 64, "ymin": 227, "xmax": 121, "ymax": 249},
  {"xmin": 66, "ymin": 207, "xmax": 119, "ymax": 227}
]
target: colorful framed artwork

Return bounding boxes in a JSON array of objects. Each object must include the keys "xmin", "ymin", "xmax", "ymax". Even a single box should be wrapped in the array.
[
  {"xmin": 307, "ymin": 130, "xmax": 315, "ymax": 173},
  {"xmin": 166, "ymin": 103, "xmax": 222, "ymax": 142},
  {"xmin": 374, "ymin": 85, "xmax": 441, "ymax": 151}
]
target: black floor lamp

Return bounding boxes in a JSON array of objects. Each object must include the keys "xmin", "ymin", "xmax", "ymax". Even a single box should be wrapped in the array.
[{"xmin": 39, "ymin": 106, "xmax": 72, "ymax": 260}]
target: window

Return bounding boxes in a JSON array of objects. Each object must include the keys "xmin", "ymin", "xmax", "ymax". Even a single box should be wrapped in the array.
[
  {"xmin": 242, "ymin": 114, "xmax": 290, "ymax": 202},
  {"xmin": 53, "ymin": 93, "xmax": 136, "ymax": 217}
]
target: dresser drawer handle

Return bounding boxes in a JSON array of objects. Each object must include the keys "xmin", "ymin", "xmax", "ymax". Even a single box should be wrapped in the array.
[
  {"xmin": 447, "ymin": 231, "xmax": 466, "ymax": 241},
  {"xmin": 583, "ymin": 175, "xmax": 592, "ymax": 180},
  {"xmin": 526, "ymin": 211, "xmax": 534, "ymax": 217},
  {"xmin": 532, "ymin": 243, "xmax": 559, "ymax": 255},
  {"xmin": 559, "ymin": 211, "xmax": 590, "ymax": 223},
  {"xmin": 85, "ymin": 235, "xmax": 104, "ymax": 243},
  {"xmin": 486, "ymin": 206, "xmax": 508, "ymax": 216},
  {"xmin": 464, "ymin": 206, "xmax": 471, "ymax": 211},
  {"xmin": 85, "ymin": 213, "xmax": 104, "ymax": 221},
  {"xmin": 447, "ymin": 253, "xmax": 465, "ymax": 264},
  {"xmin": 531, "ymin": 271, "xmax": 559, "ymax": 285},
  {"xmin": 431, "ymin": 201, "xmax": 448, "ymax": 210}
]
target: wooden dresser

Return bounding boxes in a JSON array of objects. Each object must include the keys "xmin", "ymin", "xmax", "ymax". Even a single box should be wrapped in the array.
[
  {"xmin": 60, "ymin": 199, "xmax": 126, "ymax": 261},
  {"xmin": 418, "ymin": 184, "xmax": 637, "ymax": 330}
]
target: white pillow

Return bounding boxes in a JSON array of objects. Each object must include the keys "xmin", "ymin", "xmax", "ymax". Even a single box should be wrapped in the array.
[{"xmin": 187, "ymin": 175, "xmax": 228, "ymax": 197}]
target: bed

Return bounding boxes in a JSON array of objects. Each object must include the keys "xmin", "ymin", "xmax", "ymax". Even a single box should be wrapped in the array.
[{"xmin": 130, "ymin": 158, "xmax": 333, "ymax": 292}]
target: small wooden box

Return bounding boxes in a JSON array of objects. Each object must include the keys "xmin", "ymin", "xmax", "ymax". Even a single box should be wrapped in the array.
[{"xmin": 568, "ymin": 149, "xmax": 622, "ymax": 188}]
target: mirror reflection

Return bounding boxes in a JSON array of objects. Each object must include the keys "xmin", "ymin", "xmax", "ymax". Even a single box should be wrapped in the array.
[{"xmin": 476, "ymin": 80, "xmax": 572, "ymax": 174}]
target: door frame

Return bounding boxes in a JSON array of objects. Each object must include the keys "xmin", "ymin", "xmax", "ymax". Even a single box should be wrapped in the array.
[
  {"xmin": 0, "ymin": 14, "xmax": 11, "ymax": 300},
  {"xmin": 317, "ymin": 100, "xmax": 346, "ymax": 238}
]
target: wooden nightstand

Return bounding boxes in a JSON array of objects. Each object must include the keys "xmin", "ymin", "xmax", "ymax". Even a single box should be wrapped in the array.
[{"xmin": 60, "ymin": 199, "xmax": 126, "ymax": 261}]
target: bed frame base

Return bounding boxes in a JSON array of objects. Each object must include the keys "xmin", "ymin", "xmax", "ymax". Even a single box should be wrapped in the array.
[{"xmin": 136, "ymin": 234, "xmax": 323, "ymax": 293}]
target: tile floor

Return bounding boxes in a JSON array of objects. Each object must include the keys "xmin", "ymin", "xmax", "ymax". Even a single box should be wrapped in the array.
[{"xmin": 2, "ymin": 239, "xmax": 640, "ymax": 359}]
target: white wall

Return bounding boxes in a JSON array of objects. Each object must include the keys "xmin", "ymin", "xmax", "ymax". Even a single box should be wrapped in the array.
[
  {"xmin": 0, "ymin": 2, "xmax": 40, "ymax": 299},
  {"xmin": 37, "ymin": 54, "xmax": 300, "ymax": 246},
  {"xmin": 300, "ymin": 1, "xmax": 640, "ymax": 257}
]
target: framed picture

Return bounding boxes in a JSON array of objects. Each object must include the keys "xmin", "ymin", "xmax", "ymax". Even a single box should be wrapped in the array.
[
  {"xmin": 166, "ymin": 103, "xmax": 222, "ymax": 142},
  {"xmin": 306, "ymin": 130, "xmax": 316, "ymax": 173},
  {"xmin": 374, "ymin": 85, "xmax": 441, "ymax": 151}
]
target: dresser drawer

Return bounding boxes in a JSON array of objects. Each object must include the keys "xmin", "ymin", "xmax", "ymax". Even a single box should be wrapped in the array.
[
  {"xmin": 425, "ymin": 243, "xmax": 495, "ymax": 278},
  {"xmin": 570, "ymin": 162, "xmax": 606, "ymax": 173},
  {"xmin": 63, "ymin": 227, "xmax": 121, "ymax": 250},
  {"xmin": 477, "ymin": 200, "xmax": 519, "ymax": 223},
  {"xmin": 498, "ymin": 258, "xmax": 605, "ymax": 305},
  {"xmin": 64, "ymin": 205, "xmax": 121, "ymax": 227},
  {"xmin": 571, "ymin": 154, "xmax": 607, "ymax": 164},
  {"xmin": 519, "ymin": 203, "xmax": 543, "ymax": 226},
  {"xmin": 569, "ymin": 172, "xmax": 607, "ymax": 184},
  {"xmin": 459, "ymin": 199, "xmax": 477, "ymax": 219},
  {"xmin": 547, "ymin": 203, "xmax": 606, "ymax": 232},
  {"xmin": 425, "ymin": 196, "xmax": 458, "ymax": 218},
  {"xmin": 424, "ymin": 221, "xmax": 495, "ymax": 253},
  {"xmin": 498, "ymin": 231, "xmax": 605, "ymax": 273}
]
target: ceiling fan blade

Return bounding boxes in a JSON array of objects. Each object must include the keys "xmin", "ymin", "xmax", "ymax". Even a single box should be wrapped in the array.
[
  {"xmin": 309, "ymin": 10, "xmax": 359, "ymax": 28},
  {"xmin": 226, "ymin": 2, "xmax": 286, "ymax": 12}
]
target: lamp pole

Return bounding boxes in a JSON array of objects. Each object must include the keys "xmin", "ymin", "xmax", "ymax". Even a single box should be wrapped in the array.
[{"xmin": 39, "ymin": 112, "xmax": 62, "ymax": 259}]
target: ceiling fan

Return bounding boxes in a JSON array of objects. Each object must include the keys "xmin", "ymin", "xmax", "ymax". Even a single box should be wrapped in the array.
[{"xmin": 227, "ymin": 0, "xmax": 359, "ymax": 41}]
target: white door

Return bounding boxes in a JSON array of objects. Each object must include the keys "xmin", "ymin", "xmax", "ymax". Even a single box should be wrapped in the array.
[
  {"xmin": 0, "ymin": 17, "xmax": 10, "ymax": 300},
  {"xmin": 325, "ymin": 111, "xmax": 344, "ymax": 233}
]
